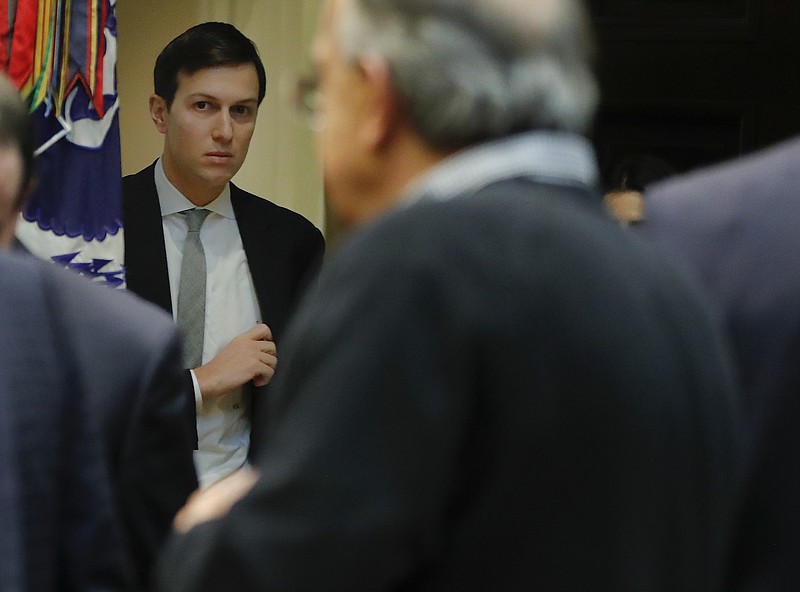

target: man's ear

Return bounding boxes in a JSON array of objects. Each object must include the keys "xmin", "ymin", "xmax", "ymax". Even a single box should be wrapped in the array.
[
  {"xmin": 358, "ymin": 54, "xmax": 399, "ymax": 151},
  {"xmin": 149, "ymin": 95, "xmax": 169, "ymax": 134},
  {"xmin": 13, "ymin": 177, "xmax": 36, "ymax": 212}
]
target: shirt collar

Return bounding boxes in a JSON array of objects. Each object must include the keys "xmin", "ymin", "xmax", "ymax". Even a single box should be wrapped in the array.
[
  {"xmin": 154, "ymin": 158, "xmax": 235, "ymax": 219},
  {"xmin": 402, "ymin": 131, "xmax": 599, "ymax": 206}
]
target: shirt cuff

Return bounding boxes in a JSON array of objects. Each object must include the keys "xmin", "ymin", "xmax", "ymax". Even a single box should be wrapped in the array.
[{"xmin": 189, "ymin": 369, "xmax": 203, "ymax": 412}]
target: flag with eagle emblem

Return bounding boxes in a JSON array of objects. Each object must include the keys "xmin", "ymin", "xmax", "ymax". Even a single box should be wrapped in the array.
[{"xmin": 1, "ymin": 0, "xmax": 124, "ymax": 287}]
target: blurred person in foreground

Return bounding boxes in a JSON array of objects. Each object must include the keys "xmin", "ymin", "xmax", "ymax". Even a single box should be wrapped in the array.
[
  {"xmin": 644, "ymin": 136, "xmax": 800, "ymax": 591},
  {"xmin": 158, "ymin": 1, "xmax": 745, "ymax": 591},
  {"xmin": 0, "ymin": 72, "xmax": 196, "ymax": 590}
]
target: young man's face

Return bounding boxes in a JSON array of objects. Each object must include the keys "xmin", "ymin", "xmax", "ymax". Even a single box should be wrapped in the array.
[{"xmin": 151, "ymin": 63, "xmax": 260, "ymax": 205}]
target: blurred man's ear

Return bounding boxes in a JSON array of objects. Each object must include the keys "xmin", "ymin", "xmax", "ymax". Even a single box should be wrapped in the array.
[
  {"xmin": 149, "ymin": 95, "xmax": 169, "ymax": 134},
  {"xmin": 358, "ymin": 53, "xmax": 399, "ymax": 151},
  {"xmin": 17, "ymin": 175, "xmax": 37, "ymax": 209},
  {"xmin": 12, "ymin": 180, "xmax": 34, "ymax": 219}
]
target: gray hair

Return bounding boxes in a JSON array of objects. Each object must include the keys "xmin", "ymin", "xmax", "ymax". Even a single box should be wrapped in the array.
[{"xmin": 339, "ymin": 0, "xmax": 598, "ymax": 148}]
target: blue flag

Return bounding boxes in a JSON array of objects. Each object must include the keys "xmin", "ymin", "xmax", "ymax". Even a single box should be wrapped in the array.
[{"xmin": 11, "ymin": 0, "xmax": 124, "ymax": 287}]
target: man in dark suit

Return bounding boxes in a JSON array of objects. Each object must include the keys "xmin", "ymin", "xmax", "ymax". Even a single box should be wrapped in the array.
[
  {"xmin": 1, "ymin": 251, "xmax": 198, "ymax": 591},
  {"xmin": 643, "ymin": 136, "xmax": 800, "ymax": 591},
  {"xmin": 158, "ymin": 1, "xmax": 745, "ymax": 591},
  {"xmin": 123, "ymin": 23, "xmax": 324, "ymax": 488},
  {"xmin": 0, "ymin": 71, "xmax": 196, "ymax": 591},
  {"xmin": 1, "ymin": 252, "xmax": 132, "ymax": 592}
]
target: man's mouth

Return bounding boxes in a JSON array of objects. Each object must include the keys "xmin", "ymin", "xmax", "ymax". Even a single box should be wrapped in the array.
[{"xmin": 205, "ymin": 152, "xmax": 233, "ymax": 162}]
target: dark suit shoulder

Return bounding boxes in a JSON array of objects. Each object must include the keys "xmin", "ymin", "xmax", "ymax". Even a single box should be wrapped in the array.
[
  {"xmin": 336, "ymin": 177, "xmax": 625, "ymax": 276},
  {"xmin": 122, "ymin": 162, "xmax": 157, "ymax": 185},
  {"xmin": 122, "ymin": 163, "xmax": 158, "ymax": 208},
  {"xmin": 0, "ymin": 251, "xmax": 47, "ymax": 294},
  {"xmin": 43, "ymin": 259, "xmax": 176, "ymax": 349},
  {"xmin": 230, "ymin": 183, "xmax": 322, "ymax": 238},
  {"xmin": 648, "ymin": 135, "xmax": 800, "ymax": 210}
]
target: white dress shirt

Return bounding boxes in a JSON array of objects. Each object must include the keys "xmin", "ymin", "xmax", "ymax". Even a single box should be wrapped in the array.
[{"xmin": 155, "ymin": 159, "xmax": 261, "ymax": 488}]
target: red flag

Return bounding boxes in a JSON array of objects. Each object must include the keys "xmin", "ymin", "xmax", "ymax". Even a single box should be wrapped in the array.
[{"xmin": 6, "ymin": 0, "xmax": 37, "ymax": 90}]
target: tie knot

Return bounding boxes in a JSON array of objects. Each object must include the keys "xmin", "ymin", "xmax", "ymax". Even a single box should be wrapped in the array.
[{"xmin": 185, "ymin": 208, "xmax": 211, "ymax": 232}]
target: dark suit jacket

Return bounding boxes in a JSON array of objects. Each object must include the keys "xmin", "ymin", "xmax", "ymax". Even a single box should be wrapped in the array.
[
  {"xmin": 159, "ymin": 177, "xmax": 745, "ymax": 592},
  {"xmin": 123, "ymin": 163, "xmax": 325, "ymax": 451},
  {"xmin": 0, "ymin": 330, "xmax": 27, "ymax": 592},
  {"xmin": 644, "ymin": 136, "xmax": 800, "ymax": 592},
  {"xmin": 0, "ymin": 251, "xmax": 196, "ymax": 591}
]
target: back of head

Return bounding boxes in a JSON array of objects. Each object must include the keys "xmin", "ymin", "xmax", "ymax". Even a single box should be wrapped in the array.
[
  {"xmin": 0, "ymin": 74, "xmax": 36, "ymax": 205},
  {"xmin": 154, "ymin": 22, "xmax": 267, "ymax": 107},
  {"xmin": 339, "ymin": 0, "xmax": 598, "ymax": 149}
]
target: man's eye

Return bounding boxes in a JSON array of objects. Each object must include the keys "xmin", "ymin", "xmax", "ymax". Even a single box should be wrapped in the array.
[
  {"xmin": 196, "ymin": 101, "xmax": 209, "ymax": 110},
  {"xmin": 232, "ymin": 105, "xmax": 250, "ymax": 116}
]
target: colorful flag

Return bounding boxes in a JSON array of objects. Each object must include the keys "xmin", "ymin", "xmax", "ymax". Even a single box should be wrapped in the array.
[{"xmin": 1, "ymin": 0, "xmax": 124, "ymax": 287}]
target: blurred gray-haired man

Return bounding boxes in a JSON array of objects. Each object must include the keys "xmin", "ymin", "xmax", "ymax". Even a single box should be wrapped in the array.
[{"xmin": 159, "ymin": 2, "xmax": 745, "ymax": 591}]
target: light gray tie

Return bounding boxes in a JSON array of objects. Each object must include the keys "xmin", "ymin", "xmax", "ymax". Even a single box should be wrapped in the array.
[{"xmin": 177, "ymin": 208, "xmax": 211, "ymax": 369}]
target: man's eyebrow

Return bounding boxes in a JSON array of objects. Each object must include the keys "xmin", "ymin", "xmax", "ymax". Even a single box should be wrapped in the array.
[{"xmin": 187, "ymin": 93, "xmax": 259, "ymax": 104}]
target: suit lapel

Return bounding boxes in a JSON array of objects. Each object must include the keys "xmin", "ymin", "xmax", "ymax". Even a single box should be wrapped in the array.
[
  {"xmin": 231, "ymin": 184, "xmax": 278, "ymax": 330},
  {"xmin": 123, "ymin": 164, "xmax": 173, "ymax": 314}
]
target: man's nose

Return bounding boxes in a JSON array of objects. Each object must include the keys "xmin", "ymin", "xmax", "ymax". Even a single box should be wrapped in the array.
[{"xmin": 212, "ymin": 111, "xmax": 234, "ymax": 142}]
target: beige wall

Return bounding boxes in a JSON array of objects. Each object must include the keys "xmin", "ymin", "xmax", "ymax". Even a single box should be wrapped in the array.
[{"xmin": 116, "ymin": 0, "xmax": 325, "ymax": 230}]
